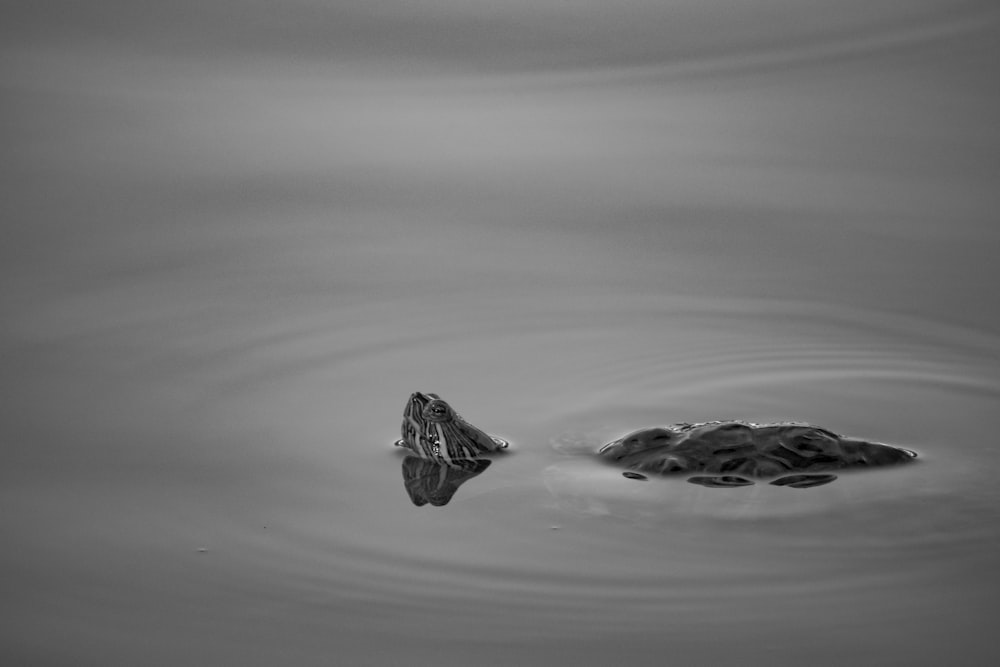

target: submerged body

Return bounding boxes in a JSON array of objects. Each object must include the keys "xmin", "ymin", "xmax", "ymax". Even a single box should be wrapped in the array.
[{"xmin": 598, "ymin": 421, "xmax": 916, "ymax": 480}]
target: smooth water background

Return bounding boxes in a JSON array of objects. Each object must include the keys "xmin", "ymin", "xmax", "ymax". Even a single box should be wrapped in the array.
[{"xmin": 3, "ymin": 3, "xmax": 1000, "ymax": 665}]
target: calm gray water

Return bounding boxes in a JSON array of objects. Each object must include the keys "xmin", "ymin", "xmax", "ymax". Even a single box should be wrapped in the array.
[{"xmin": 4, "ymin": 2, "xmax": 1000, "ymax": 665}]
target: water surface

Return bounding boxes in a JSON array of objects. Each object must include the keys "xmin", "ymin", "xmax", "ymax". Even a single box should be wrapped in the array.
[{"xmin": 3, "ymin": 2, "xmax": 1000, "ymax": 665}]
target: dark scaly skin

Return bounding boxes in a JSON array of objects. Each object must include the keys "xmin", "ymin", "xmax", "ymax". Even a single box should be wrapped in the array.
[
  {"xmin": 598, "ymin": 421, "xmax": 916, "ymax": 482},
  {"xmin": 397, "ymin": 392, "xmax": 507, "ymax": 461}
]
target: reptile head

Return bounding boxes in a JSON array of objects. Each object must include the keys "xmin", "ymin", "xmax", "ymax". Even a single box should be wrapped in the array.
[
  {"xmin": 406, "ymin": 392, "xmax": 455, "ymax": 424},
  {"xmin": 398, "ymin": 392, "xmax": 507, "ymax": 460}
]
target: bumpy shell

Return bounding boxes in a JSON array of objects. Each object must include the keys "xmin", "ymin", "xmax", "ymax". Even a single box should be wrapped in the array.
[{"xmin": 598, "ymin": 421, "xmax": 916, "ymax": 477}]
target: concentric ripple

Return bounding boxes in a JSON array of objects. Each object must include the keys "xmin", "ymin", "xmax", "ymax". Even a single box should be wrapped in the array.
[{"xmin": 189, "ymin": 294, "xmax": 1000, "ymax": 645}]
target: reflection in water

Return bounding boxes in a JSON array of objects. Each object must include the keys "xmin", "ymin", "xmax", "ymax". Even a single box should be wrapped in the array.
[
  {"xmin": 625, "ymin": 472, "xmax": 838, "ymax": 488},
  {"xmin": 769, "ymin": 474, "xmax": 839, "ymax": 489},
  {"xmin": 687, "ymin": 475, "xmax": 757, "ymax": 488},
  {"xmin": 401, "ymin": 456, "xmax": 492, "ymax": 507},
  {"xmin": 685, "ymin": 473, "xmax": 838, "ymax": 488}
]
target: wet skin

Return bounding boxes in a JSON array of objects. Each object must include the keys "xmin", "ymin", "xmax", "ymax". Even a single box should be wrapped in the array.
[
  {"xmin": 396, "ymin": 392, "xmax": 507, "ymax": 506},
  {"xmin": 397, "ymin": 392, "xmax": 508, "ymax": 461}
]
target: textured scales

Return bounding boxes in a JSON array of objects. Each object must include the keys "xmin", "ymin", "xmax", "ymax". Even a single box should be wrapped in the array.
[
  {"xmin": 597, "ymin": 421, "xmax": 916, "ymax": 479},
  {"xmin": 398, "ymin": 392, "xmax": 508, "ymax": 461}
]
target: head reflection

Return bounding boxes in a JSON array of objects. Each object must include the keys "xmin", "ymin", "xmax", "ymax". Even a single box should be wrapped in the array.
[{"xmin": 401, "ymin": 456, "xmax": 492, "ymax": 507}]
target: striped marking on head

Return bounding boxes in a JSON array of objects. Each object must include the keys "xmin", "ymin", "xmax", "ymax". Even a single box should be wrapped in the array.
[{"xmin": 399, "ymin": 392, "xmax": 499, "ymax": 461}]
